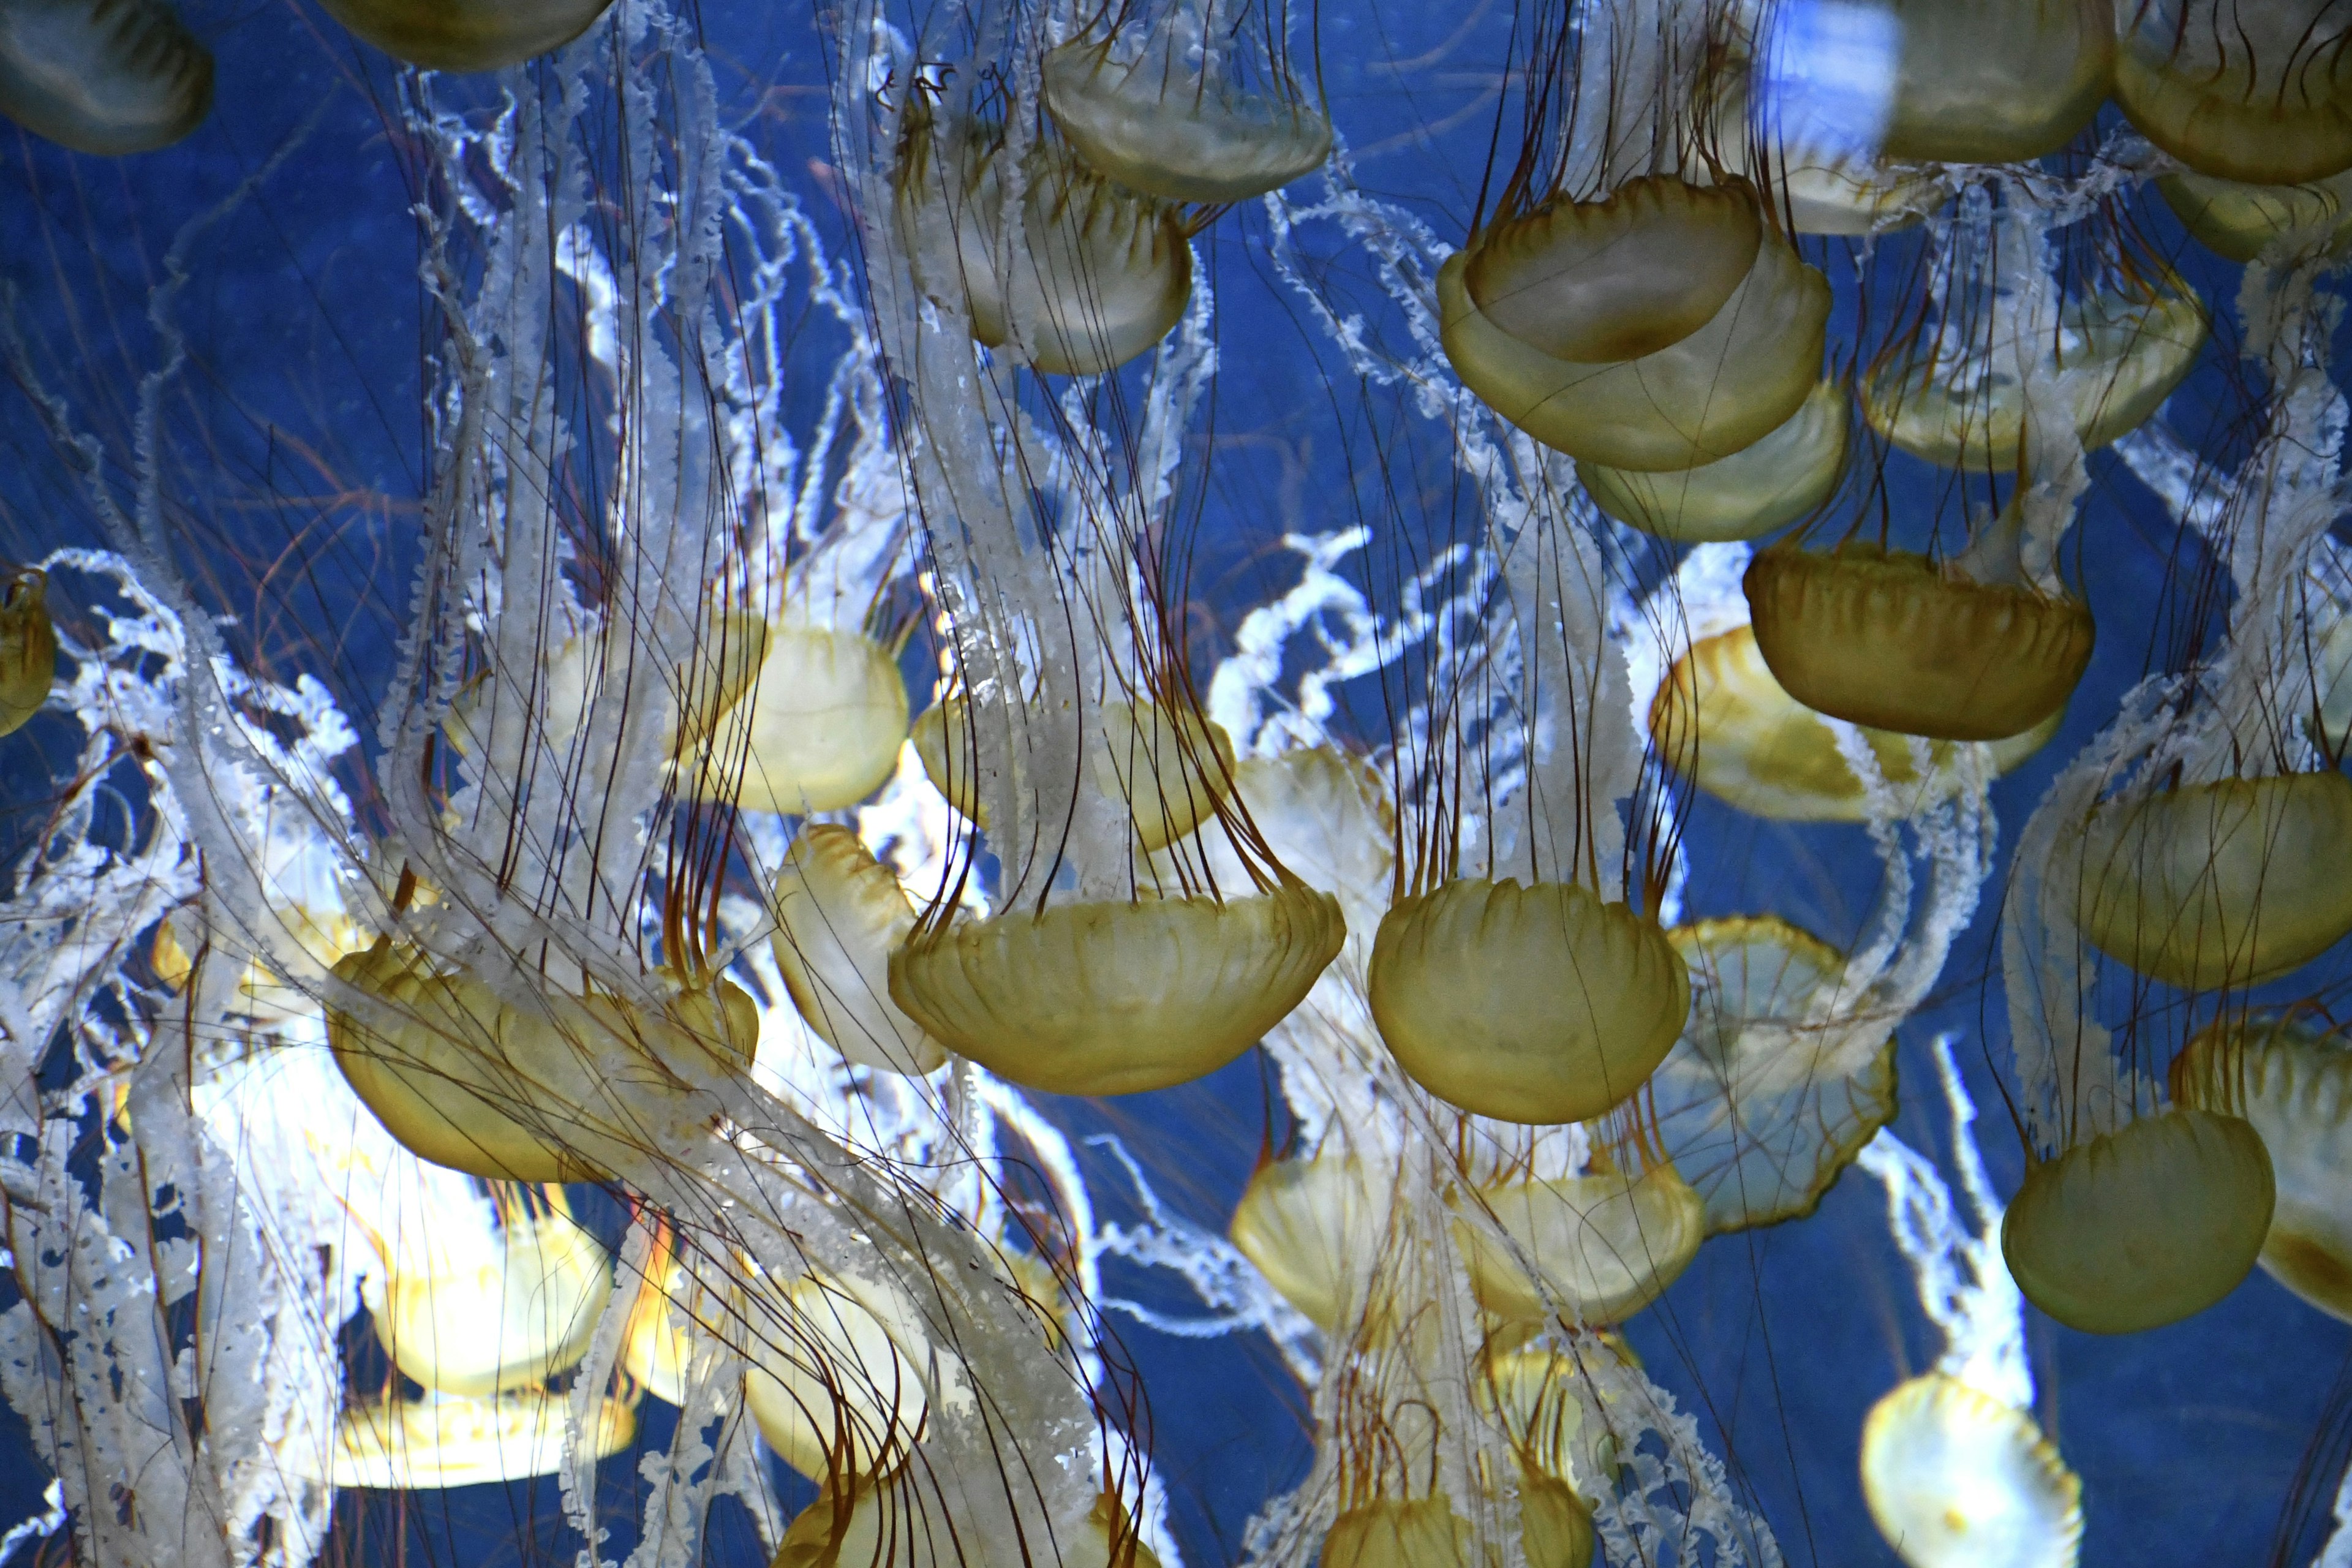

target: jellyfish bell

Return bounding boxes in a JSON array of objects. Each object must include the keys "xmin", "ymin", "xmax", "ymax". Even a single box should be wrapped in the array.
[
  {"xmin": 2175, "ymin": 1014, "xmax": 2352, "ymax": 1321},
  {"xmin": 1229, "ymin": 1154, "xmax": 1392, "ymax": 1334},
  {"xmin": 0, "ymin": 570, "xmax": 55, "ymax": 737},
  {"xmin": 1368, "ymin": 878, "xmax": 1690, "ymax": 1126},
  {"xmin": 1713, "ymin": 59, "xmax": 1947, "ymax": 236},
  {"xmin": 888, "ymin": 880, "xmax": 1343, "ymax": 1096},
  {"xmin": 313, "ymin": 0, "xmax": 616, "ymax": 73},
  {"xmin": 774, "ymin": 1477, "xmax": 1160, "ymax": 1568},
  {"xmin": 1859, "ymin": 1374, "xmax": 2083, "ymax": 1568},
  {"xmin": 0, "ymin": 0, "xmax": 209, "ymax": 156},
  {"xmin": 369, "ymin": 1208, "xmax": 614, "ymax": 1398},
  {"xmin": 1439, "ymin": 214, "xmax": 1830, "ymax": 472},
  {"xmin": 2075, "ymin": 768, "xmax": 2352, "ymax": 990},
  {"xmin": 1321, "ymin": 1476, "xmax": 1593, "ymax": 1568},
  {"xmin": 1653, "ymin": 624, "xmax": 2062, "ymax": 822},
  {"xmin": 744, "ymin": 1271, "xmax": 943, "ymax": 1485},
  {"xmin": 772, "ymin": 825, "xmax": 952, "ymax": 1077},
  {"xmin": 709, "ymin": 619, "xmax": 910, "ymax": 816},
  {"xmin": 1742, "ymin": 541, "xmax": 2094, "ymax": 742},
  {"xmin": 1813, "ymin": 0, "xmax": 2116, "ymax": 165},
  {"xmin": 2116, "ymin": 0, "xmax": 2352, "ymax": 186},
  {"xmin": 318, "ymin": 1390, "xmax": 636, "ymax": 1490},
  {"xmin": 1093, "ymin": 698, "xmax": 1238, "ymax": 853},
  {"xmin": 1177, "ymin": 744, "xmax": 1393, "ymax": 941},
  {"xmin": 894, "ymin": 111, "xmax": 1194, "ymax": 378},
  {"xmin": 1452, "ymin": 1158, "xmax": 1706, "ymax": 1327},
  {"xmin": 2160, "ymin": 167, "xmax": 2352, "ymax": 261},
  {"xmin": 2001, "ymin": 1106, "xmax": 2275, "ymax": 1333},
  {"xmin": 1580, "ymin": 380, "xmax": 1850, "ymax": 545},
  {"xmin": 1041, "ymin": 37, "xmax": 1332, "ymax": 205}
]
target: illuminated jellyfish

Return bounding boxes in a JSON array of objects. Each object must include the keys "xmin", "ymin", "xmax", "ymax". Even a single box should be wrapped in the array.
[
  {"xmin": 1042, "ymin": 0, "xmax": 1331, "ymax": 203},
  {"xmin": 894, "ymin": 105, "xmax": 1196, "ymax": 378},
  {"xmin": 0, "ymin": 570, "xmax": 55, "ymax": 736},
  {"xmin": 2161, "ymin": 166, "xmax": 2352, "ymax": 262},
  {"xmin": 314, "ymin": 0, "xmax": 615, "ymax": 72},
  {"xmin": 0, "ymin": 0, "xmax": 210, "ymax": 154},
  {"xmin": 1229, "ymin": 1153, "xmax": 1394, "ymax": 1336},
  {"xmin": 771, "ymin": 824, "xmax": 950, "ymax": 1076},
  {"xmin": 2116, "ymin": 0, "xmax": 2352, "ymax": 186},
  {"xmin": 328, "ymin": 1392, "xmax": 636, "ymax": 1490},
  {"xmin": 2176, "ymin": 1012, "xmax": 2352, "ymax": 1321},
  {"xmin": 1579, "ymin": 380, "xmax": 1850, "ymax": 545},
  {"xmin": 743, "ymin": 1268, "xmax": 949, "ymax": 1484},
  {"xmin": 1450, "ymin": 1147, "xmax": 1706, "ymax": 1329}
]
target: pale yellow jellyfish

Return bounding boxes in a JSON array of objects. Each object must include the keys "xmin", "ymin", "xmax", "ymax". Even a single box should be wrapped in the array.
[
  {"xmin": 2160, "ymin": 167, "xmax": 2352, "ymax": 261},
  {"xmin": 917, "ymin": 696, "xmax": 1236, "ymax": 852},
  {"xmin": 710, "ymin": 620, "xmax": 910, "ymax": 816},
  {"xmin": 744, "ymin": 1271, "xmax": 943, "ymax": 1485},
  {"xmin": 889, "ymin": 879, "xmax": 1343, "ymax": 1096},
  {"xmin": 895, "ymin": 115, "xmax": 1194, "ymax": 377},
  {"xmin": 1743, "ymin": 544, "xmax": 2095, "ymax": 742},
  {"xmin": 1861, "ymin": 282, "xmax": 2207, "ymax": 472},
  {"xmin": 773, "ymin": 1480, "xmax": 1159, "ymax": 1568},
  {"xmin": 1228, "ymin": 1155, "xmax": 1392, "ymax": 1335},
  {"xmin": 1439, "ymin": 183, "xmax": 1830, "ymax": 472},
  {"xmin": 1859, "ymin": 0, "xmax": 2115, "ymax": 165},
  {"xmin": 2074, "ymin": 769, "xmax": 2352, "ymax": 990},
  {"xmin": 1651, "ymin": 625, "xmax": 2062, "ymax": 823},
  {"xmin": 314, "ymin": 0, "xmax": 615, "ymax": 72},
  {"xmin": 1650, "ymin": 918, "xmax": 1898, "ymax": 1232},
  {"xmin": 2175, "ymin": 1014, "xmax": 2352, "ymax": 1322},
  {"xmin": 0, "ymin": 0, "xmax": 210, "ymax": 155},
  {"xmin": 1041, "ymin": 33, "xmax": 1332, "ymax": 204},
  {"xmin": 323, "ymin": 1390, "xmax": 636, "ymax": 1490},
  {"xmin": 2000, "ymin": 1106, "xmax": 2274, "ymax": 1333},
  {"xmin": 1859, "ymin": 1374, "xmax": 2082, "ymax": 1568},
  {"xmin": 1580, "ymin": 382, "xmax": 1850, "ymax": 545},
  {"xmin": 370, "ymin": 1204, "xmax": 614, "ymax": 1397},
  {"xmin": 2116, "ymin": 0, "xmax": 2352, "ymax": 185},
  {"xmin": 1177, "ymin": 744, "xmax": 1393, "ymax": 940},
  {"xmin": 1452, "ymin": 1157, "xmax": 1706, "ymax": 1327},
  {"xmin": 771, "ymin": 825, "xmax": 951, "ymax": 1076},
  {"xmin": 0, "ymin": 571, "xmax": 55, "ymax": 737}
]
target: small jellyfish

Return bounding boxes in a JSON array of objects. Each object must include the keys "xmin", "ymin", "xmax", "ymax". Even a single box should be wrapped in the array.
[
  {"xmin": 1439, "ymin": 183, "xmax": 1830, "ymax": 472},
  {"xmin": 1041, "ymin": 29, "xmax": 1331, "ymax": 204},
  {"xmin": 895, "ymin": 113, "xmax": 1194, "ymax": 377},
  {"xmin": 1367, "ymin": 878, "xmax": 1691, "ymax": 1126},
  {"xmin": 0, "ymin": 571, "xmax": 56, "ymax": 737},
  {"xmin": 368, "ymin": 1204, "xmax": 614, "ymax": 1397},
  {"xmin": 1322, "ymin": 1472, "xmax": 1593, "ymax": 1568},
  {"xmin": 1653, "ymin": 624, "xmax": 2060, "ymax": 823},
  {"xmin": 1742, "ymin": 535, "xmax": 2095, "ymax": 742},
  {"xmin": 314, "ymin": 0, "xmax": 616, "ymax": 74},
  {"xmin": 0, "ymin": 0, "xmax": 209, "ymax": 155},
  {"xmin": 918, "ymin": 697, "xmax": 1235, "ymax": 852},
  {"xmin": 774, "ymin": 1479, "xmax": 1157, "ymax": 1568},
  {"xmin": 320, "ymin": 1390, "xmax": 635, "ymax": 1490},
  {"xmin": 2116, "ymin": 0, "xmax": 2352, "ymax": 186},
  {"xmin": 1581, "ymin": 381, "xmax": 1850, "ymax": 545},
  {"xmin": 771, "ymin": 825, "xmax": 952, "ymax": 1077},
  {"xmin": 709, "ymin": 620, "xmax": 910, "ymax": 816},
  {"xmin": 2000, "ymin": 1106, "xmax": 2275, "ymax": 1333},
  {"xmin": 1228, "ymin": 1155, "xmax": 1392, "ymax": 1335},
  {"xmin": 2074, "ymin": 768, "xmax": 2352, "ymax": 990},
  {"xmin": 1859, "ymin": 1374, "xmax": 2082, "ymax": 1568},
  {"xmin": 2175, "ymin": 1013, "xmax": 2352, "ymax": 1321},
  {"xmin": 888, "ymin": 877, "xmax": 1343, "ymax": 1096},
  {"xmin": 2160, "ymin": 167, "xmax": 2352, "ymax": 261},
  {"xmin": 1451, "ymin": 1155, "xmax": 1706, "ymax": 1327},
  {"xmin": 744, "ymin": 1271, "xmax": 943, "ymax": 1485}
]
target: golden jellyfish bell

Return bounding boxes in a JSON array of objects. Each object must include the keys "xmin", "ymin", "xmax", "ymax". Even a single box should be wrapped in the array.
[
  {"xmin": 2117, "ymin": 0, "xmax": 2352, "ymax": 185},
  {"xmin": 1864, "ymin": 0, "xmax": 2115, "ymax": 165},
  {"xmin": 1228, "ymin": 1155, "xmax": 1391, "ymax": 1334},
  {"xmin": 314, "ymin": 0, "xmax": 615, "ymax": 72},
  {"xmin": 1464, "ymin": 178, "xmax": 1763, "ymax": 364},
  {"xmin": 1452, "ymin": 1161, "xmax": 1705, "ymax": 1328},
  {"xmin": 1743, "ymin": 544, "xmax": 2094, "ymax": 742},
  {"xmin": 373, "ymin": 1212, "xmax": 614, "ymax": 1398},
  {"xmin": 320, "ymin": 1391, "xmax": 636, "ymax": 1491},
  {"xmin": 1368, "ymin": 878, "xmax": 1690, "ymax": 1126},
  {"xmin": 1095, "ymin": 698, "xmax": 1237, "ymax": 853},
  {"xmin": 1322, "ymin": 1482, "xmax": 1592, "ymax": 1568},
  {"xmin": 2160, "ymin": 167, "xmax": 2352, "ymax": 261},
  {"xmin": 1580, "ymin": 380, "xmax": 1849, "ymax": 545},
  {"xmin": 2001, "ymin": 1106, "xmax": 2275, "ymax": 1333},
  {"xmin": 1861, "ymin": 285, "xmax": 2207, "ymax": 472},
  {"xmin": 773, "ymin": 1479, "xmax": 1159, "ymax": 1568},
  {"xmin": 1182, "ymin": 745, "xmax": 1393, "ymax": 940},
  {"xmin": 1041, "ymin": 39, "xmax": 1333, "ymax": 204},
  {"xmin": 1651, "ymin": 918, "xmax": 1897, "ymax": 1233},
  {"xmin": 719, "ymin": 624, "xmax": 909, "ymax": 816},
  {"xmin": 1859, "ymin": 1375, "xmax": 2082, "ymax": 1568},
  {"xmin": 1478, "ymin": 1348, "xmax": 1621, "ymax": 1491},
  {"xmin": 772, "ymin": 825, "xmax": 951, "ymax": 1077},
  {"xmin": 744, "ymin": 1272, "xmax": 941, "ymax": 1485},
  {"xmin": 1652, "ymin": 624, "xmax": 2062, "ymax": 823},
  {"xmin": 0, "ymin": 0, "xmax": 209, "ymax": 156},
  {"xmin": 895, "ymin": 120, "xmax": 1193, "ymax": 378},
  {"xmin": 0, "ymin": 571, "xmax": 55, "ymax": 737},
  {"xmin": 1439, "ymin": 222, "xmax": 1829, "ymax": 473},
  {"xmin": 2176, "ymin": 1015, "xmax": 2352, "ymax": 1321},
  {"xmin": 889, "ymin": 883, "xmax": 1343, "ymax": 1097},
  {"xmin": 2075, "ymin": 769, "xmax": 2352, "ymax": 990}
]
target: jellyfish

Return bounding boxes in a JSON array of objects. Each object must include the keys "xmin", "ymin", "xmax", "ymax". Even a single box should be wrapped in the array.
[
  {"xmin": 0, "ymin": 570, "xmax": 55, "ymax": 737},
  {"xmin": 1229, "ymin": 1155, "xmax": 1395, "ymax": 1336},
  {"xmin": 743, "ymin": 1270, "xmax": 946, "ymax": 1485},
  {"xmin": 321, "ymin": 1389, "xmax": 637, "ymax": 1490},
  {"xmin": 1449, "ymin": 1152, "xmax": 1705, "ymax": 1328},
  {"xmin": 313, "ymin": 0, "xmax": 616, "ymax": 72},
  {"xmin": 2160, "ymin": 166, "xmax": 2352, "ymax": 262},
  {"xmin": 0, "ymin": 0, "xmax": 209, "ymax": 155},
  {"xmin": 771, "ymin": 824, "xmax": 951, "ymax": 1076},
  {"xmin": 707, "ymin": 617, "xmax": 911, "ymax": 816},
  {"xmin": 2116, "ymin": 0, "xmax": 2352, "ymax": 186},
  {"xmin": 1578, "ymin": 380, "xmax": 1850, "ymax": 545}
]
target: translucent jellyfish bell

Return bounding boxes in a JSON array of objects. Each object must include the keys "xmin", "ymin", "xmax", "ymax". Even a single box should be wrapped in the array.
[
  {"xmin": 0, "ymin": 0, "xmax": 210, "ymax": 155},
  {"xmin": 771, "ymin": 825, "xmax": 952, "ymax": 1077},
  {"xmin": 2117, "ymin": 0, "xmax": 2352, "ymax": 185},
  {"xmin": 2160, "ymin": 167, "xmax": 2352, "ymax": 261},
  {"xmin": 1180, "ymin": 745, "xmax": 1393, "ymax": 941},
  {"xmin": 890, "ymin": 881, "xmax": 1344, "ymax": 1096},
  {"xmin": 1743, "ymin": 541, "xmax": 2095, "ymax": 742},
  {"xmin": 2075, "ymin": 770, "xmax": 2352, "ymax": 990},
  {"xmin": 744, "ymin": 1272, "xmax": 943, "ymax": 1484},
  {"xmin": 1859, "ymin": 1375, "xmax": 2083, "ymax": 1568},
  {"xmin": 1653, "ymin": 625, "xmax": 2060, "ymax": 822},
  {"xmin": 2000, "ymin": 1107, "xmax": 2275, "ymax": 1333},
  {"xmin": 1580, "ymin": 381, "xmax": 1850, "ymax": 545},
  {"xmin": 1229, "ymin": 1155, "xmax": 1390, "ymax": 1335},
  {"xmin": 895, "ymin": 116, "xmax": 1194, "ymax": 377},
  {"xmin": 1322, "ymin": 1478, "xmax": 1593, "ymax": 1568},
  {"xmin": 710, "ymin": 621, "xmax": 909, "ymax": 816},
  {"xmin": 314, "ymin": 0, "xmax": 616, "ymax": 72},
  {"xmin": 1868, "ymin": 0, "xmax": 2114, "ymax": 164},
  {"xmin": 775, "ymin": 1479, "xmax": 1158, "ymax": 1568},
  {"xmin": 325, "ymin": 1391, "xmax": 636, "ymax": 1489},
  {"xmin": 1041, "ymin": 36, "xmax": 1332, "ymax": 204},
  {"xmin": 917, "ymin": 696, "xmax": 1238, "ymax": 851},
  {"xmin": 371, "ymin": 1210, "xmax": 614, "ymax": 1398},
  {"xmin": 1452, "ymin": 1159, "xmax": 1706, "ymax": 1327},
  {"xmin": 2176, "ymin": 1015, "xmax": 2352, "ymax": 1321},
  {"xmin": 0, "ymin": 571, "xmax": 55, "ymax": 737},
  {"xmin": 1368, "ymin": 879, "xmax": 1691, "ymax": 1125}
]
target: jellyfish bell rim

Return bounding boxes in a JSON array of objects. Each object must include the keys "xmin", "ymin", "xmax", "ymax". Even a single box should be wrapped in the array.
[
  {"xmin": 0, "ymin": 0, "xmax": 213, "ymax": 157},
  {"xmin": 2114, "ymin": 0, "xmax": 2352, "ymax": 186},
  {"xmin": 314, "ymin": 0, "xmax": 619, "ymax": 74},
  {"xmin": 1858, "ymin": 1373, "xmax": 2084, "ymax": 1568},
  {"xmin": 1041, "ymin": 37, "xmax": 1333, "ymax": 205},
  {"xmin": 1580, "ymin": 379, "xmax": 1850, "ymax": 545}
]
